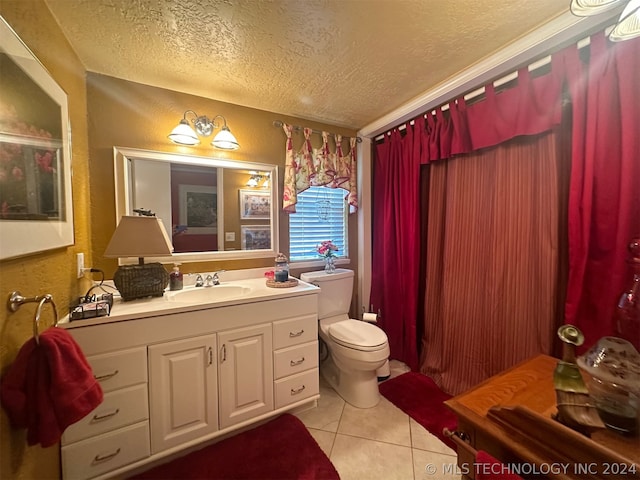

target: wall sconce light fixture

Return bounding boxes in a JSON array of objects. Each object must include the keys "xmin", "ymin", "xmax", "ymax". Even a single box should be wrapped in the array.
[
  {"xmin": 168, "ymin": 110, "xmax": 240, "ymax": 150},
  {"xmin": 246, "ymin": 171, "xmax": 270, "ymax": 188},
  {"xmin": 246, "ymin": 175, "xmax": 260, "ymax": 187}
]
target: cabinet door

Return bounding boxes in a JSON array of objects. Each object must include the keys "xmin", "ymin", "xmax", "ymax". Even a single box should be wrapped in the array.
[
  {"xmin": 148, "ymin": 334, "xmax": 218, "ymax": 453},
  {"xmin": 218, "ymin": 324, "xmax": 273, "ymax": 429}
]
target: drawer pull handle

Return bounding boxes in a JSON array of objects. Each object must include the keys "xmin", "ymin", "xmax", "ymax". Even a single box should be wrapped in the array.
[
  {"xmin": 93, "ymin": 448, "xmax": 121, "ymax": 464},
  {"xmin": 92, "ymin": 409, "xmax": 120, "ymax": 422},
  {"xmin": 94, "ymin": 370, "xmax": 119, "ymax": 381},
  {"xmin": 289, "ymin": 329, "xmax": 304, "ymax": 337},
  {"xmin": 290, "ymin": 357, "xmax": 305, "ymax": 366},
  {"xmin": 290, "ymin": 385, "xmax": 306, "ymax": 395}
]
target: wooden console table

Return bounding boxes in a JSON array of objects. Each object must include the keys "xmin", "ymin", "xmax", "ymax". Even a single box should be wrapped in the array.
[{"xmin": 445, "ymin": 355, "xmax": 639, "ymax": 480}]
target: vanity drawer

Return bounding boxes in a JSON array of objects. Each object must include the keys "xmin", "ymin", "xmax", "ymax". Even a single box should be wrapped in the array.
[
  {"xmin": 87, "ymin": 347, "xmax": 147, "ymax": 393},
  {"xmin": 272, "ymin": 315, "xmax": 317, "ymax": 349},
  {"xmin": 62, "ymin": 384, "xmax": 149, "ymax": 445},
  {"xmin": 274, "ymin": 369, "xmax": 319, "ymax": 409},
  {"xmin": 273, "ymin": 341, "xmax": 318, "ymax": 380},
  {"xmin": 61, "ymin": 421, "xmax": 150, "ymax": 480}
]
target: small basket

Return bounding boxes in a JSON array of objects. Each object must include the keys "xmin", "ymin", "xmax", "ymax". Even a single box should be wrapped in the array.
[
  {"xmin": 114, "ymin": 263, "xmax": 169, "ymax": 301},
  {"xmin": 70, "ymin": 293, "xmax": 113, "ymax": 320},
  {"xmin": 266, "ymin": 278, "xmax": 299, "ymax": 288}
]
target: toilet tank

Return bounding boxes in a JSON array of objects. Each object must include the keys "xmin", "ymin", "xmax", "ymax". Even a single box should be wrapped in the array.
[{"xmin": 300, "ymin": 268, "xmax": 354, "ymax": 320}]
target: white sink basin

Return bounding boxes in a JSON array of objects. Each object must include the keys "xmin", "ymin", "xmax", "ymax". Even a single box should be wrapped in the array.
[{"xmin": 165, "ymin": 285, "xmax": 253, "ymax": 304}]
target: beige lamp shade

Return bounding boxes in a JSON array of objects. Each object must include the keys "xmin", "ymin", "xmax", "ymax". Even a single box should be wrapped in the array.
[
  {"xmin": 104, "ymin": 216, "xmax": 173, "ymax": 301},
  {"xmin": 104, "ymin": 216, "xmax": 173, "ymax": 259}
]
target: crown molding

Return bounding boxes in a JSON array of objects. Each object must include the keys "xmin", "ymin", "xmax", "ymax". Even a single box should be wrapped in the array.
[{"xmin": 358, "ymin": 10, "xmax": 619, "ymax": 139}]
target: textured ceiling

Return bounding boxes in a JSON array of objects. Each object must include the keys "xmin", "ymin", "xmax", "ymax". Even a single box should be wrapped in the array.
[{"xmin": 44, "ymin": 0, "xmax": 569, "ymax": 129}]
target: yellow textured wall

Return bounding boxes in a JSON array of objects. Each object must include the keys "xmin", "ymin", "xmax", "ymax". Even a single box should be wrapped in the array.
[
  {"xmin": 87, "ymin": 73, "xmax": 358, "ymax": 278},
  {"xmin": 0, "ymin": 2, "xmax": 92, "ymax": 479}
]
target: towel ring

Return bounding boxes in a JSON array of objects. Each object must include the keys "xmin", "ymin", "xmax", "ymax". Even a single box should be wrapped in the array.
[
  {"xmin": 33, "ymin": 295, "xmax": 58, "ymax": 345},
  {"xmin": 7, "ymin": 291, "xmax": 59, "ymax": 345}
]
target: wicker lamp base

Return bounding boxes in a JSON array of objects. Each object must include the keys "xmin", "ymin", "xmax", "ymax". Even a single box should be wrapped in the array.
[{"xmin": 113, "ymin": 263, "xmax": 169, "ymax": 301}]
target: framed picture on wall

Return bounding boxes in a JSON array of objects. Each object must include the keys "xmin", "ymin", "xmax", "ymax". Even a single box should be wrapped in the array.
[
  {"xmin": 178, "ymin": 184, "xmax": 217, "ymax": 234},
  {"xmin": 239, "ymin": 189, "xmax": 270, "ymax": 220},
  {"xmin": 241, "ymin": 225, "xmax": 271, "ymax": 250},
  {"xmin": 0, "ymin": 17, "xmax": 74, "ymax": 259}
]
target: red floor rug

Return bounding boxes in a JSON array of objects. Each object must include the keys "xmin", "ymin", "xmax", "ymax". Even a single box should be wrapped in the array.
[
  {"xmin": 379, "ymin": 372, "xmax": 458, "ymax": 451},
  {"xmin": 131, "ymin": 414, "xmax": 339, "ymax": 480}
]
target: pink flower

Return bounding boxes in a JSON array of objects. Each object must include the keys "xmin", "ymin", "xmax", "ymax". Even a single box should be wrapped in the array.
[{"xmin": 317, "ymin": 240, "xmax": 338, "ymax": 258}]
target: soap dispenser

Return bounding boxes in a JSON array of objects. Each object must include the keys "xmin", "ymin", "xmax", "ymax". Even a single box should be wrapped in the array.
[{"xmin": 169, "ymin": 263, "xmax": 183, "ymax": 291}]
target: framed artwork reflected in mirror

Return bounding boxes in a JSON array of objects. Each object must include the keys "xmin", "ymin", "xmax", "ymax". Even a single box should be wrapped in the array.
[
  {"xmin": 239, "ymin": 189, "xmax": 270, "ymax": 220},
  {"xmin": 241, "ymin": 225, "xmax": 271, "ymax": 250}
]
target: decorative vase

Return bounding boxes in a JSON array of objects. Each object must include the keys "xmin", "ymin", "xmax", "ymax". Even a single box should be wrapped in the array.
[
  {"xmin": 577, "ymin": 336, "xmax": 640, "ymax": 435},
  {"xmin": 324, "ymin": 256, "xmax": 336, "ymax": 273}
]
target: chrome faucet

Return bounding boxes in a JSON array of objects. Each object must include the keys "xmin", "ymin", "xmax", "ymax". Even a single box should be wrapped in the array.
[
  {"xmin": 203, "ymin": 272, "xmax": 221, "ymax": 287},
  {"xmin": 206, "ymin": 270, "xmax": 226, "ymax": 287},
  {"xmin": 196, "ymin": 271, "xmax": 224, "ymax": 287}
]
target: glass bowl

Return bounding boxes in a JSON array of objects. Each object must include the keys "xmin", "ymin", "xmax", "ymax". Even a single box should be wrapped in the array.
[{"xmin": 577, "ymin": 336, "xmax": 640, "ymax": 435}]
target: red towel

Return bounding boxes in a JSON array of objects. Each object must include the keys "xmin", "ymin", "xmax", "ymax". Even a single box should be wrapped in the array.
[
  {"xmin": 475, "ymin": 451, "xmax": 524, "ymax": 480},
  {"xmin": 1, "ymin": 327, "xmax": 103, "ymax": 447}
]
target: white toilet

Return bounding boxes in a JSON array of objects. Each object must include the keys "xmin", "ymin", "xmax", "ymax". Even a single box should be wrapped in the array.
[{"xmin": 300, "ymin": 268, "xmax": 390, "ymax": 408}]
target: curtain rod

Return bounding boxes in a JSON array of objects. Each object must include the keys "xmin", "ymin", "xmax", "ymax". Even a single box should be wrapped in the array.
[
  {"xmin": 452, "ymin": 36, "xmax": 591, "ymax": 110},
  {"xmin": 375, "ymin": 35, "xmax": 593, "ymax": 141},
  {"xmin": 273, "ymin": 120, "xmax": 362, "ymax": 143}
]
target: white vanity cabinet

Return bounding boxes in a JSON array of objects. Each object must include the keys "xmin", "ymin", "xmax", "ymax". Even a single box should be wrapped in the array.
[
  {"xmin": 148, "ymin": 334, "xmax": 218, "ymax": 453},
  {"xmin": 218, "ymin": 323, "xmax": 273, "ymax": 429},
  {"xmin": 272, "ymin": 314, "xmax": 319, "ymax": 408},
  {"xmin": 60, "ymin": 347, "xmax": 150, "ymax": 480},
  {"xmin": 61, "ymin": 283, "xmax": 319, "ymax": 480}
]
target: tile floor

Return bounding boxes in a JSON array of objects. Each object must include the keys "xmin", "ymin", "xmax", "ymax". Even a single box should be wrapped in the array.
[{"xmin": 294, "ymin": 361, "xmax": 461, "ymax": 480}]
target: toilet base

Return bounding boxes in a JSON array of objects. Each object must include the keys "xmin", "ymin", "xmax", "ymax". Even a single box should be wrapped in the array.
[{"xmin": 320, "ymin": 355, "xmax": 382, "ymax": 408}]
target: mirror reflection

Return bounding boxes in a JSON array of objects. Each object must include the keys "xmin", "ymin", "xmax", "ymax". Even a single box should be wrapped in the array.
[{"xmin": 114, "ymin": 147, "xmax": 278, "ymax": 263}]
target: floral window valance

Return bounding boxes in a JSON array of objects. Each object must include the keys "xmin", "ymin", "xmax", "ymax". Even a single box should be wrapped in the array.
[{"xmin": 281, "ymin": 123, "xmax": 358, "ymax": 214}]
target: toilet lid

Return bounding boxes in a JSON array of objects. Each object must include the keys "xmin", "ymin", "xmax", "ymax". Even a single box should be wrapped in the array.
[{"xmin": 328, "ymin": 320, "xmax": 388, "ymax": 351}]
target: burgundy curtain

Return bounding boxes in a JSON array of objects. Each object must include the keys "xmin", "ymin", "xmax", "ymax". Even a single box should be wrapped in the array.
[
  {"xmin": 372, "ymin": 31, "xmax": 640, "ymax": 390},
  {"xmin": 373, "ymin": 64, "xmax": 565, "ymax": 372},
  {"xmin": 371, "ymin": 123, "xmax": 422, "ymax": 370},
  {"xmin": 562, "ymin": 33, "xmax": 640, "ymax": 351}
]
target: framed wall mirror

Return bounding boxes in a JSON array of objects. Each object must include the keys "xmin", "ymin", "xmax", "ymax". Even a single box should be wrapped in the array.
[{"xmin": 113, "ymin": 146, "xmax": 279, "ymax": 264}]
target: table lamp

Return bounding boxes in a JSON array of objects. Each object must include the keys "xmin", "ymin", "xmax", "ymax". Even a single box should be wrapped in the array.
[{"xmin": 104, "ymin": 215, "xmax": 173, "ymax": 301}]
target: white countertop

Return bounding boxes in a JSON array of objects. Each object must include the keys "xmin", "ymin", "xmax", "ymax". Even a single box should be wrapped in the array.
[{"xmin": 61, "ymin": 276, "xmax": 319, "ymax": 328}]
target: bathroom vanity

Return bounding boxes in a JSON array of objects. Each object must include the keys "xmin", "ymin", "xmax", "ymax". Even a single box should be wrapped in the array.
[{"xmin": 59, "ymin": 275, "xmax": 320, "ymax": 480}]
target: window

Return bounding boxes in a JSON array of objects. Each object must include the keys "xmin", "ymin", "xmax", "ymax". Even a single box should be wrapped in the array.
[{"xmin": 289, "ymin": 186, "xmax": 348, "ymax": 262}]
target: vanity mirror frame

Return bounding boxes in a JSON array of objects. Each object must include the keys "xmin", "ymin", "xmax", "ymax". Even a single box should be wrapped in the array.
[{"xmin": 113, "ymin": 146, "xmax": 279, "ymax": 264}]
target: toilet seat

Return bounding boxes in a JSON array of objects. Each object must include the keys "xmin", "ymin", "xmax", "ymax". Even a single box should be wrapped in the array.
[{"xmin": 328, "ymin": 320, "xmax": 388, "ymax": 352}]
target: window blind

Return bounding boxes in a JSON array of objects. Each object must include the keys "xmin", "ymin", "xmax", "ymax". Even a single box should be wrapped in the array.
[{"xmin": 289, "ymin": 186, "xmax": 348, "ymax": 261}]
